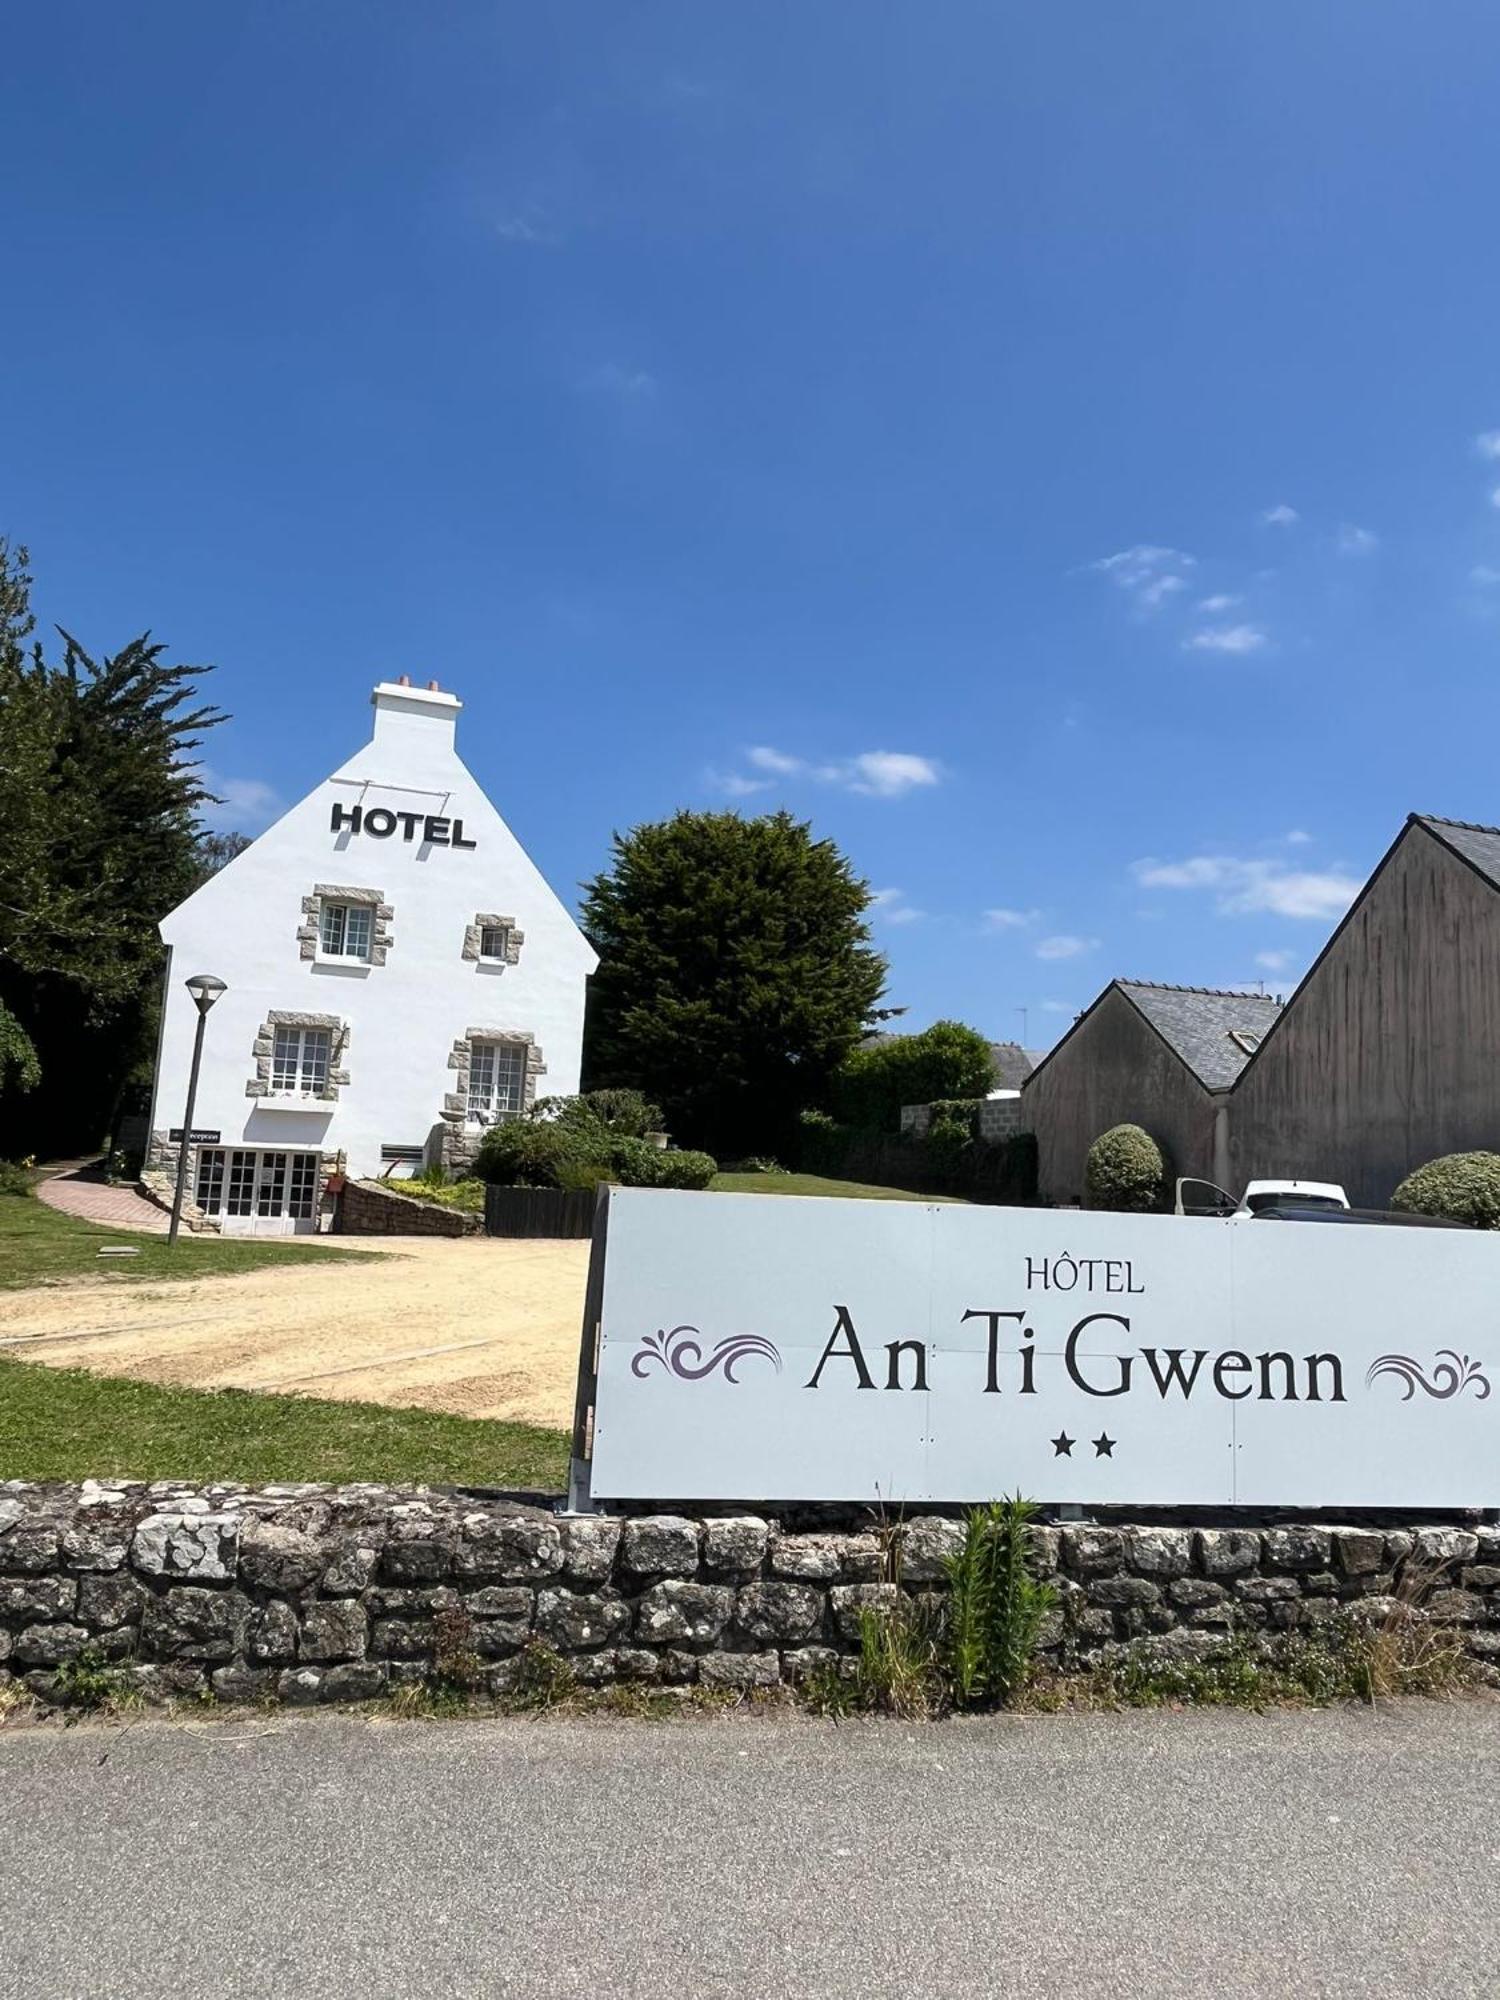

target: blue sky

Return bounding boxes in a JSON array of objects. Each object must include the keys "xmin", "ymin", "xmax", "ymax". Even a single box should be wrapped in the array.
[{"xmin": 7, "ymin": 4, "xmax": 1500, "ymax": 1046}]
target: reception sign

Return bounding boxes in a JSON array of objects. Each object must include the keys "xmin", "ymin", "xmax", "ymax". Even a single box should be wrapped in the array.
[{"xmin": 574, "ymin": 1189, "xmax": 1498, "ymax": 1508}]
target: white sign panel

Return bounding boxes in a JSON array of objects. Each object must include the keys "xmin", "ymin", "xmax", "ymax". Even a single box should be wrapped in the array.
[{"xmin": 584, "ymin": 1189, "xmax": 1498, "ymax": 1507}]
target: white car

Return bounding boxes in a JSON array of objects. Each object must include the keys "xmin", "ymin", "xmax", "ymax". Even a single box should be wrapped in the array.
[{"xmin": 1175, "ymin": 1176, "xmax": 1350, "ymax": 1218}]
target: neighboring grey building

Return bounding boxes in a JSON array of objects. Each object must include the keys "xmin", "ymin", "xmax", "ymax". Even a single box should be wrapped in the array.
[
  {"xmin": 1021, "ymin": 981, "xmax": 1283, "ymax": 1204},
  {"xmin": 1228, "ymin": 814, "xmax": 1500, "ymax": 1207},
  {"xmin": 988, "ymin": 1041, "xmax": 1042, "ymax": 1090}
]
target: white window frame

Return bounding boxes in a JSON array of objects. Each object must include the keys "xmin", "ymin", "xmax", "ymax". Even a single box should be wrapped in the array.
[
  {"xmin": 466, "ymin": 1039, "xmax": 528, "ymax": 1125},
  {"xmin": 319, "ymin": 900, "xmax": 373, "ymax": 961},
  {"xmin": 272, "ymin": 1024, "xmax": 333, "ymax": 1095},
  {"xmin": 477, "ymin": 922, "xmax": 512, "ymax": 963}
]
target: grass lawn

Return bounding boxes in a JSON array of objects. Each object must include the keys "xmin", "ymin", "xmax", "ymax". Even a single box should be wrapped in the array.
[
  {"xmin": 0, "ymin": 1192, "xmax": 376, "ymax": 1291},
  {"xmin": 709, "ymin": 1171, "xmax": 965, "ymax": 1203},
  {"xmin": 0, "ymin": 1355, "xmax": 570, "ymax": 1490}
]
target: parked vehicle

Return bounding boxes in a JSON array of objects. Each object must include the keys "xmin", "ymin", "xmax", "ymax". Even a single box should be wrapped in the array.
[{"xmin": 1175, "ymin": 1176, "xmax": 1350, "ymax": 1218}]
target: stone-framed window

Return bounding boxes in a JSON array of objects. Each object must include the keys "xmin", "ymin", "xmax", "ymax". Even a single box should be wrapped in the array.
[
  {"xmin": 461, "ymin": 913, "xmax": 524, "ymax": 967},
  {"xmin": 246, "ymin": 1011, "xmax": 351, "ymax": 1100},
  {"xmin": 438, "ymin": 1028, "xmax": 544, "ymax": 1170},
  {"xmin": 296, "ymin": 885, "xmax": 394, "ymax": 966}
]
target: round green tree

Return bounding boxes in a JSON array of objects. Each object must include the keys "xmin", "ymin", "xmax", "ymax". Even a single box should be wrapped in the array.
[
  {"xmin": 580, "ymin": 809, "xmax": 886, "ymax": 1155},
  {"xmin": 831, "ymin": 1021, "xmax": 997, "ymax": 1133},
  {"xmin": 1391, "ymin": 1152, "xmax": 1500, "ymax": 1228},
  {"xmin": 1085, "ymin": 1124, "xmax": 1167, "ymax": 1212}
]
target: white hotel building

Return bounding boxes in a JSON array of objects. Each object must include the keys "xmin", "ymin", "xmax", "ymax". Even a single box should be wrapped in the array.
[{"xmin": 145, "ymin": 678, "xmax": 597, "ymax": 1233}]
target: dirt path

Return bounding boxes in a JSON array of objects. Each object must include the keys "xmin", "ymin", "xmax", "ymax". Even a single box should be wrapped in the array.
[{"xmin": 0, "ymin": 1236, "xmax": 590, "ymax": 1431}]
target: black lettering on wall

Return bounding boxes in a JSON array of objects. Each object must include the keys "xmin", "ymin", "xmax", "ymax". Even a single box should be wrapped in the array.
[
  {"xmin": 1064, "ymin": 1314, "xmax": 1134, "ymax": 1397},
  {"xmin": 961, "ymin": 1308, "xmax": 1025, "ymax": 1394},
  {"xmin": 330, "ymin": 803, "xmax": 362, "ymax": 834},
  {"xmin": 1256, "ymin": 1352, "xmax": 1298, "ymax": 1401},
  {"xmin": 1141, "ymin": 1348, "xmax": 1208, "ymax": 1400},
  {"xmin": 805, "ymin": 1305, "xmax": 876, "ymax": 1390},
  {"xmin": 1303, "ymin": 1353, "xmax": 1346, "ymax": 1403},
  {"xmin": 883, "ymin": 1339, "xmax": 929, "ymax": 1392},
  {"xmin": 364, "ymin": 808, "xmax": 396, "ymax": 837}
]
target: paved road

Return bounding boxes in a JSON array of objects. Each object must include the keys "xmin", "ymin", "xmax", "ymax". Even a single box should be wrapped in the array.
[{"xmin": 2, "ymin": 1702, "xmax": 1497, "ymax": 1998}]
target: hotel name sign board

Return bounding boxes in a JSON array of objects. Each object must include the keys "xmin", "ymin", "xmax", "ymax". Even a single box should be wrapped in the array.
[
  {"xmin": 331, "ymin": 803, "xmax": 476, "ymax": 848},
  {"xmin": 582, "ymin": 1190, "xmax": 1497, "ymax": 1507}
]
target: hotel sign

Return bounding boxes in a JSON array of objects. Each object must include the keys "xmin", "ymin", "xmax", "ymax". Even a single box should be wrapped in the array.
[
  {"xmin": 331, "ymin": 803, "xmax": 476, "ymax": 848},
  {"xmin": 575, "ymin": 1190, "xmax": 1498, "ymax": 1507}
]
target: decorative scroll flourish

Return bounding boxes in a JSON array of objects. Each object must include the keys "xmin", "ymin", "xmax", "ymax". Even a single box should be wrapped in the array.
[
  {"xmin": 631, "ymin": 1324, "xmax": 782, "ymax": 1383},
  {"xmin": 1364, "ymin": 1350, "xmax": 1491, "ymax": 1401}
]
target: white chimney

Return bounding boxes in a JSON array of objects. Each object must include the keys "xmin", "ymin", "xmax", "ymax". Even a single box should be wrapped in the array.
[{"xmin": 369, "ymin": 679, "xmax": 462, "ymax": 765}]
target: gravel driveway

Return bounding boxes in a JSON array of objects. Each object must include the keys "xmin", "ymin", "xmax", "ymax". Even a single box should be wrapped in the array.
[{"xmin": 0, "ymin": 1236, "xmax": 589, "ymax": 1429}]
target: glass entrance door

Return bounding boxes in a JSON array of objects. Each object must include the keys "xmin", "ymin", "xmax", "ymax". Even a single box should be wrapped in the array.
[{"xmin": 196, "ymin": 1148, "xmax": 320, "ymax": 1236}]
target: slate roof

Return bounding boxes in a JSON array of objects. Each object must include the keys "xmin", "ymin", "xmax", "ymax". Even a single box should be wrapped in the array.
[
  {"xmin": 987, "ymin": 1041, "xmax": 1037, "ymax": 1090},
  {"xmin": 1414, "ymin": 814, "xmax": 1500, "ymax": 892},
  {"xmin": 1116, "ymin": 982, "xmax": 1284, "ymax": 1091}
]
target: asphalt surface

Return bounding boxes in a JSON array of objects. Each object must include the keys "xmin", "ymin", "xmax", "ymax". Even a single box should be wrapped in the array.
[{"xmin": 2, "ymin": 1701, "xmax": 1497, "ymax": 1999}]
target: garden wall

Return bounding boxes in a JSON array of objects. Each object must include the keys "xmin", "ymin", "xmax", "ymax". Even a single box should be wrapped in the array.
[
  {"xmin": 2, "ymin": 1483, "xmax": 1497, "ymax": 1704},
  {"xmin": 333, "ymin": 1180, "xmax": 480, "ymax": 1237}
]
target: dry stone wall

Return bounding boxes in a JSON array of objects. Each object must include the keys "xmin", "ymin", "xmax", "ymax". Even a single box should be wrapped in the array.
[{"xmin": 2, "ymin": 1483, "xmax": 1497, "ymax": 1704}]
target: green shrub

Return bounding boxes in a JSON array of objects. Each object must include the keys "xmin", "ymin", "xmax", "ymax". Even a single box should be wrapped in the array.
[
  {"xmin": 943, "ymin": 1497, "xmax": 1057, "ymax": 1707},
  {"xmin": 396, "ymin": 1174, "xmax": 485, "ymax": 1214},
  {"xmin": 474, "ymin": 1119, "xmax": 591, "ymax": 1188},
  {"xmin": 1391, "ymin": 1151, "xmax": 1500, "ymax": 1228},
  {"xmin": 535, "ymin": 1089, "xmax": 664, "ymax": 1140},
  {"xmin": 832, "ymin": 1022, "xmax": 997, "ymax": 1133},
  {"xmin": 796, "ymin": 1107, "xmax": 848, "ymax": 1175},
  {"xmin": 0, "ymin": 1160, "xmax": 36, "ymax": 1199},
  {"xmin": 1085, "ymin": 1124, "xmax": 1167, "ymax": 1212},
  {"xmin": 654, "ymin": 1148, "xmax": 718, "ymax": 1190}
]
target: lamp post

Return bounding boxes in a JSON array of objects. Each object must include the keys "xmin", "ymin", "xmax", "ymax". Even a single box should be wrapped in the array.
[{"xmin": 168, "ymin": 974, "xmax": 227, "ymax": 1248}]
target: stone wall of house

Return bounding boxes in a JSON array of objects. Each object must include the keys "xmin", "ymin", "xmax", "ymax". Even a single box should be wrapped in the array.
[
  {"xmin": 2, "ymin": 1484, "xmax": 1497, "ymax": 1705},
  {"xmin": 332, "ymin": 1180, "xmax": 481, "ymax": 1237}
]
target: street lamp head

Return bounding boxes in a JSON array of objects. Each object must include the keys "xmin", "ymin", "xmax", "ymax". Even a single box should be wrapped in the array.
[{"xmin": 185, "ymin": 973, "xmax": 227, "ymax": 1016}]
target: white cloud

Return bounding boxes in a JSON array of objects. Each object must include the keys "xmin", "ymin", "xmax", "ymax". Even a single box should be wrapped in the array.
[
  {"xmin": 714, "ymin": 746, "xmax": 942, "ymax": 801},
  {"xmin": 1035, "ymin": 934, "xmax": 1098, "ymax": 961},
  {"xmin": 1489, "ymin": 487, "xmax": 1500, "ymax": 512},
  {"xmin": 1040, "ymin": 999, "xmax": 1075, "ymax": 1014},
  {"xmin": 1090, "ymin": 545, "xmax": 1195, "ymax": 614},
  {"xmin": 1474, "ymin": 431, "xmax": 1500, "ymax": 461},
  {"xmin": 746, "ymin": 745, "xmax": 804, "ymax": 775},
  {"xmin": 846, "ymin": 751, "xmax": 941, "ymax": 797},
  {"xmin": 1133, "ymin": 854, "xmax": 1361, "ymax": 921},
  {"xmin": 495, "ymin": 214, "xmax": 560, "ymax": 246},
  {"xmin": 984, "ymin": 907, "xmax": 1039, "ymax": 931},
  {"xmin": 1197, "ymin": 594, "xmax": 1242, "ymax": 613},
  {"xmin": 200, "ymin": 772, "xmax": 284, "ymax": 835},
  {"xmin": 1254, "ymin": 949, "xmax": 1294, "ymax": 973},
  {"xmin": 579, "ymin": 361, "xmax": 658, "ymax": 400},
  {"xmin": 1283, "ymin": 829, "xmax": 1312, "ymax": 846},
  {"xmin": 1260, "ymin": 504, "xmax": 1299, "ymax": 527},
  {"xmin": 1183, "ymin": 624, "xmax": 1267, "ymax": 655},
  {"xmin": 1472, "ymin": 564, "xmax": 1500, "ymax": 586},
  {"xmin": 709, "ymin": 768, "xmax": 773, "ymax": 798},
  {"xmin": 870, "ymin": 887, "xmax": 923, "ymax": 926},
  {"xmin": 1337, "ymin": 523, "xmax": 1379, "ymax": 555}
]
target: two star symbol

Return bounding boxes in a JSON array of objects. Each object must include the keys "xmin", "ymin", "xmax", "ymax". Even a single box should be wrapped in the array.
[{"xmin": 1051, "ymin": 1432, "xmax": 1115, "ymax": 1458}]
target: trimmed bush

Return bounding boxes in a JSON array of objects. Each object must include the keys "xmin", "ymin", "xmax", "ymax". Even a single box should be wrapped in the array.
[
  {"xmin": 474, "ymin": 1118, "xmax": 715, "ymax": 1193},
  {"xmin": 1085, "ymin": 1124, "xmax": 1166, "ymax": 1212},
  {"xmin": 473, "ymin": 1120, "xmax": 591, "ymax": 1188},
  {"xmin": 832, "ymin": 1022, "xmax": 997, "ymax": 1134},
  {"xmin": 654, "ymin": 1148, "xmax": 718, "ymax": 1191},
  {"xmin": 0, "ymin": 1160, "xmax": 36, "ymax": 1199},
  {"xmin": 535, "ymin": 1089, "xmax": 664, "ymax": 1140},
  {"xmin": 1391, "ymin": 1152, "xmax": 1500, "ymax": 1228}
]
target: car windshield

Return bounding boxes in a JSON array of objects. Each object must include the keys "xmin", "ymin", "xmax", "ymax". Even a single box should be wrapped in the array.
[{"xmin": 1244, "ymin": 1190, "xmax": 1343, "ymax": 1213}]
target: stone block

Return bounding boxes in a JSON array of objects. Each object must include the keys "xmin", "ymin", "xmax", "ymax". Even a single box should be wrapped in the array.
[
  {"xmin": 1168, "ymin": 1577, "xmax": 1228, "ymax": 1609},
  {"xmin": 1235, "ymin": 1576, "xmax": 1301, "ymax": 1603},
  {"xmin": 1088, "ymin": 1576, "xmax": 1161, "ymax": 1609},
  {"xmin": 701, "ymin": 1517, "xmax": 769, "ymax": 1575},
  {"xmin": 278, "ymin": 1667, "xmax": 324, "ymax": 1705},
  {"xmin": 768, "ymin": 1534, "xmax": 843, "ymax": 1581},
  {"xmin": 534, "ymin": 1590, "xmax": 632, "ymax": 1651},
  {"xmin": 321, "ymin": 1545, "xmax": 381, "ymax": 1596},
  {"xmin": 212, "ymin": 1665, "xmax": 274, "ymax": 1703},
  {"xmin": 1461, "ymin": 1566, "xmax": 1500, "ymax": 1592},
  {"xmin": 128, "ymin": 1662, "xmax": 208, "ymax": 1702},
  {"xmin": 0, "ymin": 1527, "xmax": 61, "ymax": 1574},
  {"xmin": 142, "ymin": 1587, "xmax": 250, "ymax": 1662},
  {"xmin": 1413, "ymin": 1529, "xmax": 1480, "ymax": 1568},
  {"xmin": 320, "ymin": 1662, "xmax": 388, "ymax": 1702},
  {"xmin": 300, "ymin": 1599, "xmax": 369, "ymax": 1662},
  {"xmin": 239, "ymin": 1520, "xmax": 326, "ymax": 1593},
  {"xmin": 247, "ymin": 1600, "xmax": 300, "ymax": 1663},
  {"xmin": 828, "ymin": 1582, "xmax": 900, "ymax": 1643},
  {"xmin": 698, "ymin": 1650, "xmax": 780, "ymax": 1690},
  {"xmin": 0, "ymin": 1575, "xmax": 76, "ymax": 1621},
  {"xmin": 1061, "ymin": 1528, "xmax": 1123, "ymax": 1577},
  {"xmin": 78, "ymin": 1572, "xmax": 148, "ymax": 1629},
  {"xmin": 561, "ymin": 1517, "xmax": 622, "ymax": 1584},
  {"xmin": 131, "ymin": 1513, "xmax": 239, "ymax": 1583},
  {"xmin": 733, "ymin": 1582, "xmax": 824, "ymax": 1645},
  {"xmin": 901, "ymin": 1518, "xmax": 966, "ymax": 1582},
  {"xmin": 634, "ymin": 1580, "xmax": 734, "ymax": 1646},
  {"xmin": 621, "ymin": 1516, "xmax": 700, "ymax": 1579},
  {"xmin": 781, "ymin": 1646, "xmax": 840, "ymax": 1682},
  {"xmin": 14, "ymin": 1623, "xmax": 90, "ymax": 1666},
  {"xmin": 1263, "ymin": 1527, "xmax": 1332, "ymax": 1571},
  {"xmin": 455, "ymin": 1511, "xmax": 563, "ymax": 1581},
  {"xmin": 662, "ymin": 1648, "xmax": 700, "ymax": 1683},
  {"xmin": 1196, "ymin": 1529, "xmax": 1261, "ymax": 1576},
  {"xmin": 1127, "ymin": 1529, "xmax": 1192, "ymax": 1578},
  {"xmin": 834, "ymin": 1535, "xmax": 884, "ymax": 1582},
  {"xmin": 372, "ymin": 1619, "xmax": 437, "ymax": 1660},
  {"xmin": 1027, "ymin": 1527, "xmax": 1061, "ymax": 1574},
  {"xmin": 1329, "ymin": 1527, "xmax": 1387, "ymax": 1577},
  {"xmin": 60, "ymin": 1526, "xmax": 130, "ymax": 1573},
  {"xmin": 1425, "ymin": 1589, "xmax": 1485, "ymax": 1624}
]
